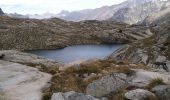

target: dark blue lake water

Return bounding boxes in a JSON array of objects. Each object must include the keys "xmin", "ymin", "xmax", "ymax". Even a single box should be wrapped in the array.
[{"xmin": 27, "ymin": 44, "xmax": 122, "ymax": 63}]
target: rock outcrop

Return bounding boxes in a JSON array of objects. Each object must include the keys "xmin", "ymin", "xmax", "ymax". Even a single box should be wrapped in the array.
[
  {"xmin": 51, "ymin": 91, "xmax": 99, "ymax": 100},
  {"xmin": 108, "ymin": 12, "xmax": 170, "ymax": 67},
  {"xmin": 130, "ymin": 69, "xmax": 170, "ymax": 87},
  {"xmin": 86, "ymin": 73, "xmax": 129, "ymax": 97},
  {"xmin": 125, "ymin": 89, "xmax": 156, "ymax": 100},
  {"xmin": 152, "ymin": 85, "xmax": 170, "ymax": 100},
  {"xmin": 85, "ymin": 69, "xmax": 170, "ymax": 98},
  {"xmin": 0, "ymin": 50, "xmax": 62, "ymax": 69},
  {"xmin": 0, "ymin": 60, "xmax": 52, "ymax": 100}
]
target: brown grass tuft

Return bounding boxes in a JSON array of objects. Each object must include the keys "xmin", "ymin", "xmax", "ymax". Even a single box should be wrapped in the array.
[{"xmin": 146, "ymin": 78, "xmax": 166, "ymax": 90}]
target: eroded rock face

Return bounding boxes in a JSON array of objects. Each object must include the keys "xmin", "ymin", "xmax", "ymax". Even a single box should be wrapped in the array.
[
  {"xmin": 51, "ymin": 91, "xmax": 99, "ymax": 100},
  {"xmin": 86, "ymin": 73, "xmax": 129, "ymax": 97},
  {"xmin": 0, "ymin": 60, "xmax": 52, "ymax": 100},
  {"xmin": 152, "ymin": 85, "xmax": 170, "ymax": 100},
  {"xmin": 125, "ymin": 89, "xmax": 156, "ymax": 100}
]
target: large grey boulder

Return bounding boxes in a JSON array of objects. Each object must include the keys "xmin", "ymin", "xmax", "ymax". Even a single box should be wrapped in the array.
[
  {"xmin": 125, "ymin": 89, "xmax": 156, "ymax": 100},
  {"xmin": 152, "ymin": 85, "xmax": 170, "ymax": 100},
  {"xmin": 130, "ymin": 69, "xmax": 170, "ymax": 88},
  {"xmin": 51, "ymin": 91, "xmax": 99, "ymax": 100},
  {"xmin": 0, "ymin": 60, "xmax": 52, "ymax": 100},
  {"xmin": 86, "ymin": 73, "xmax": 129, "ymax": 97}
]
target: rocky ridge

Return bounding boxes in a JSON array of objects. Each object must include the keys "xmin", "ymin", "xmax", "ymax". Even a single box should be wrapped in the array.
[
  {"xmin": 56, "ymin": 0, "xmax": 170, "ymax": 24},
  {"xmin": 0, "ymin": 16, "xmax": 152, "ymax": 50},
  {"xmin": 110, "ymin": 0, "xmax": 170, "ymax": 24},
  {"xmin": 108, "ymin": 12, "xmax": 170, "ymax": 66}
]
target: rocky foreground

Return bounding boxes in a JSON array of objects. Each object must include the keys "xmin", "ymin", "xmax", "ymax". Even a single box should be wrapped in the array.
[
  {"xmin": 1, "ymin": 54, "xmax": 170, "ymax": 100},
  {"xmin": 0, "ymin": 60, "xmax": 51, "ymax": 100}
]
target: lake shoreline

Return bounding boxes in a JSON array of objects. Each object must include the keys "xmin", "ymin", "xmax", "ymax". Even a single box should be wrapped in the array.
[
  {"xmin": 26, "ymin": 44, "xmax": 123, "ymax": 63},
  {"xmin": 23, "ymin": 42, "xmax": 126, "ymax": 51}
]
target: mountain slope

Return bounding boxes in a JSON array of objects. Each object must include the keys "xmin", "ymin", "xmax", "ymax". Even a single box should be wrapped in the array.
[
  {"xmin": 142, "ymin": 6, "xmax": 170, "ymax": 25},
  {"xmin": 6, "ymin": 0, "xmax": 170, "ymax": 24},
  {"xmin": 111, "ymin": 0, "xmax": 170, "ymax": 24},
  {"xmin": 0, "ymin": 16, "xmax": 152, "ymax": 50},
  {"xmin": 56, "ymin": 0, "xmax": 170, "ymax": 24},
  {"xmin": 108, "ymin": 12, "xmax": 170, "ymax": 64},
  {"xmin": 56, "ymin": 4, "xmax": 126, "ymax": 22},
  {"xmin": 56, "ymin": 1, "xmax": 128, "ymax": 22}
]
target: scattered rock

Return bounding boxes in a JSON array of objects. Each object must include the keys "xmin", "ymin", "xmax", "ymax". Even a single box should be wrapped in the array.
[
  {"xmin": 51, "ymin": 91, "xmax": 99, "ymax": 100},
  {"xmin": 125, "ymin": 89, "xmax": 156, "ymax": 100},
  {"xmin": 86, "ymin": 73, "xmax": 129, "ymax": 97},
  {"xmin": 152, "ymin": 85, "xmax": 170, "ymax": 100}
]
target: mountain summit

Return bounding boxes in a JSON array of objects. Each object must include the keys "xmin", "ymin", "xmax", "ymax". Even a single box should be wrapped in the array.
[{"xmin": 56, "ymin": 0, "xmax": 170, "ymax": 24}]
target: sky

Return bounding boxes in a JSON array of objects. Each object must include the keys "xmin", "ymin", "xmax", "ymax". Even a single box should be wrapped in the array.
[{"xmin": 0, "ymin": 0, "xmax": 126, "ymax": 14}]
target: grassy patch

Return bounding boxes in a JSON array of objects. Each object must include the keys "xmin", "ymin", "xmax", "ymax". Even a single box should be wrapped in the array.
[
  {"xmin": 40, "ymin": 65, "xmax": 59, "ymax": 75},
  {"xmin": 143, "ymin": 96, "xmax": 158, "ymax": 100},
  {"xmin": 146, "ymin": 78, "xmax": 166, "ymax": 90},
  {"xmin": 42, "ymin": 59, "xmax": 149, "ymax": 100},
  {"xmin": 113, "ymin": 67, "xmax": 135, "ymax": 76},
  {"xmin": 110, "ymin": 90, "xmax": 126, "ymax": 100},
  {"xmin": 104, "ymin": 86, "xmax": 128, "ymax": 100},
  {"xmin": 42, "ymin": 92, "xmax": 53, "ymax": 100},
  {"xmin": 65, "ymin": 65, "xmax": 100, "ymax": 75}
]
